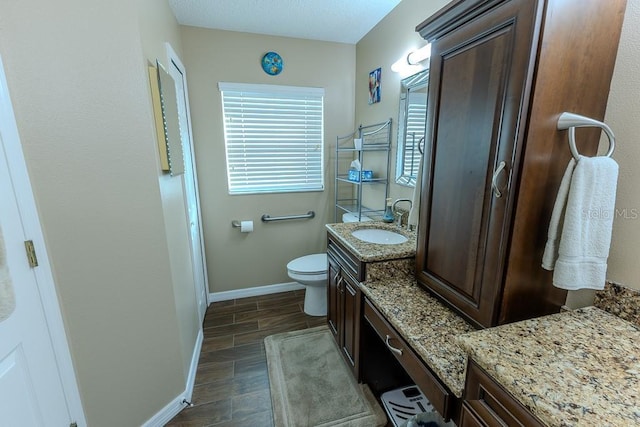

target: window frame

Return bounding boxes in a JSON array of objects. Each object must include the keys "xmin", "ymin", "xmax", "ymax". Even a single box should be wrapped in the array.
[{"xmin": 218, "ymin": 82, "xmax": 325, "ymax": 195}]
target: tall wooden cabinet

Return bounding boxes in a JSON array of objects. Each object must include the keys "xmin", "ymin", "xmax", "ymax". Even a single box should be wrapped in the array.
[{"xmin": 415, "ymin": 0, "xmax": 626, "ymax": 328}]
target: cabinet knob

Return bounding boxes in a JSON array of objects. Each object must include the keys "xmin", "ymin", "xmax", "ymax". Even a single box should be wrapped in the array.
[{"xmin": 491, "ymin": 161, "xmax": 508, "ymax": 198}]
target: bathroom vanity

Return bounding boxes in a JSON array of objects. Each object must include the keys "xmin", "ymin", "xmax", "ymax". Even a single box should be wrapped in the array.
[
  {"xmin": 457, "ymin": 307, "xmax": 640, "ymax": 426},
  {"xmin": 326, "ymin": 222, "xmax": 416, "ymax": 380},
  {"xmin": 326, "ymin": 223, "xmax": 640, "ymax": 426},
  {"xmin": 326, "ymin": 222, "xmax": 471, "ymax": 421},
  {"xmin": 325, "ymin": 0, "xmax": 630, "ymax": 423}
]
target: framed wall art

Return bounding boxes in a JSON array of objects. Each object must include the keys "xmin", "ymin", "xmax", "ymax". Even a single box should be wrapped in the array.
[{"xmin": 368, "ymin": 67, "xmax": 381, "ymax": 104}]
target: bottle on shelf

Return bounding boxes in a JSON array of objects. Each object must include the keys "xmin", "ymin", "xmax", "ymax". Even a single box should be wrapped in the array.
[{"xmin": 382, "ymin": 198, "xmax": 395, "ymax": 223}]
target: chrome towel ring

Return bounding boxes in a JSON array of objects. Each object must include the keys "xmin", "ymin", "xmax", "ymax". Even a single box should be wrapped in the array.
[{"xmin": 557, "ymin": 112, "xmax": 615, "ymax": 160}]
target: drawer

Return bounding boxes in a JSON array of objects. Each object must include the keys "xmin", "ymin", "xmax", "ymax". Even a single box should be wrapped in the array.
[
  {"xmin": 364, "ymin": 298, "xmax": 453, "ymax": 419},
  {"xmin": 463, "ymin": 359, "xmax": 544, "ymax": 427},
  {"xmin": 459, "ymin": 403, "xmax": 485, "ymax": 427},
  {"xmin": 327, "ymin": 233, "xmax": 365, "ymax": 281}
]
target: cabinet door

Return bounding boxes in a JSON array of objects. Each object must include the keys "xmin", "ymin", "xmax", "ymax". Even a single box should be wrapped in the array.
[
  {"xmin": 341, "ymin": 275, "xmax": 360, "ymax": 371},
  {"xmin": 327, "ymin": 255, "xmax": 341, "ymax": 340},
  {"xmin": 459, "ymin": 404, "xmax": 486, "ymax": 427},
  {"xmin": 416, "ymin": 0, "xmax": 540, "ymax": 328},
  {"xmin": 464, "ymin": 360, "xmax": 544, "ymax": 426}
]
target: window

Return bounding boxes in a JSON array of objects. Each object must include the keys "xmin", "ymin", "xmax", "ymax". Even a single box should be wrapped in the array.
[
  {"xmin": 219, "ymin": 82, "xmax": 325, "ymax": 195},
  {"xmin": 403, "ymin": 92, "xmax": 427, "ymax": 178}
]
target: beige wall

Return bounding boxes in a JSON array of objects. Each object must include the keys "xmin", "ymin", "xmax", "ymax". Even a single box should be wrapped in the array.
[
  {"xmin": 137, "ymin": 0, "xmax": 200, "ymax": 381},
  {"xmin": 602, "ymin": 0, "xmax": 640, "ymax": 291},
  {"xmin": 0, "ymin": 0, "xmax": 191, "ymax": 425},
  {"xmin": 355, "ymin": 0, "xmax": 450, "ymax": 209},
  {"xmin": 180, "ymin": 27, "xmax": 355, "ymax": 293}
]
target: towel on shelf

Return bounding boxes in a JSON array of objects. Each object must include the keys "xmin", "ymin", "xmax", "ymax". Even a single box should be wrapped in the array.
[{"xmin": 542, "ymin": 155, "xmax": 619, "ymax": 290}]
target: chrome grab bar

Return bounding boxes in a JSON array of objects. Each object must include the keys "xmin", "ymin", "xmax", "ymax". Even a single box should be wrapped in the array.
[{"xmin": 261, "ymin": 211, "xmax": 315, "ymax": 222}]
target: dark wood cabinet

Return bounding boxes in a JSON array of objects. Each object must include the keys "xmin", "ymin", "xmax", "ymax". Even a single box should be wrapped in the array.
[
  {"xmin": 415, "ymin": 0, "xmax": 626, "ymax": 328},
  {"xmin": 461, "ymin": 360, "xmax": 543, "ymax": 426},
  {"xmin": 327, "ymin": 254, "xmax": 341, "ymax": 339},
  {"xmin": 327, "ymin": 233, "xmax": 363, "ymax": 378}
]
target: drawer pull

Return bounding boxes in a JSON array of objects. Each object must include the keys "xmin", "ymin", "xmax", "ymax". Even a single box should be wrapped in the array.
[
  {"xmin": 385, "ymin": 335, "xmax": 403, "ymax": 356},
  {"xmin": 333, "ymin": 271, "xmax": 341, "ymax": 282},
  {"xmin": 491, "ymin": 161, "xmax": 507, "ymax": 198}
]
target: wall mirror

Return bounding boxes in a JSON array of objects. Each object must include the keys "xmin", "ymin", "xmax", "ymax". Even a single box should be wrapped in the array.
[
  {"xmin": 154, "ymin": 60, "xmax": 184, "ymax": 176},
  {"xmin": 395, "ymin": 69, "xmax": 429, "ymax": 187}
]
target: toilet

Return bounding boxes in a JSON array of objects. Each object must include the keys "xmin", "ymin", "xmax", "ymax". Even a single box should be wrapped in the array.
[
  {"xmin": 287, "ymin": 213, "xmax": 371, "ymax": 316},
  {"xmin": 287, "ymin": 254, "xmax": 328, "ymax": 316}
]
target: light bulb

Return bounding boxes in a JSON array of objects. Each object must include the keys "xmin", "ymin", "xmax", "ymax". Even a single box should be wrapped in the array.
[{"xmin": 407, "ymin": 44, "xmax": 431, "ymax": 65}]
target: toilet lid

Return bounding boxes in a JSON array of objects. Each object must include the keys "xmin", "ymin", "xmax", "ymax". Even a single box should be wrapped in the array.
[{"xmin": 287, "ymin": 253, "xmax": 327, "ymax": 275}]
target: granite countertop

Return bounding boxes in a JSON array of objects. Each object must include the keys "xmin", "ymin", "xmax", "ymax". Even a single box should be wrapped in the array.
[
  {"xmin": 325, "ymin": 221, "xmax": 417, "ymax": 262},
  {"xmin": 457, "ymin": 306, "xmax": 640, "ymax": 426},
  {"xmin": 361, "ymin": 277, "xmax": 475, "ymax": 397}
]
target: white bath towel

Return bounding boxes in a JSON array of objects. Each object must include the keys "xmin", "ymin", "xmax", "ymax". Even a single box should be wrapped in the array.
[{"xmin": 542, "ymin": 155, "xmax": 619, "ymax": 290}]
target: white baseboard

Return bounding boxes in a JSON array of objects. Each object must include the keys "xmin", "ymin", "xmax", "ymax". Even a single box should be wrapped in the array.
[
  {"xmin": 141, "ymin": 395, "xmax": 185, "ymax": 427},
  {"xmin": 184, "ymin": 328, "xmax": 203, "ymax": 401},
  {"xmin": 141, "ymin": 328, "xmax": 204, "ymax": 427},
  {"xmin": 209, "ymin": 281, "xmax": 305, "ymax": 302}
]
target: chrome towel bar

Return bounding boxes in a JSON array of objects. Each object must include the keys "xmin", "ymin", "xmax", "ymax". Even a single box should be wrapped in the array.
[
  {"xmin": 557, "ymin": 112, "xmax": 615, "ymax": 160},
  {"xmin": 261, "ymin": 211, "xmax": 315, "ymax": 222}
]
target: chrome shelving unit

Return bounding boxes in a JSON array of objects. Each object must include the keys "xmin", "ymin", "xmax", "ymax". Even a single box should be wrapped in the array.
[{"xmin": 335, "ymin": 119, "xmax": 392, "ymax": 222}]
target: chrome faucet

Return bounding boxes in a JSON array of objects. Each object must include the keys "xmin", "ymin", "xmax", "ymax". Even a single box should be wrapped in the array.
[{"xmin": 392, "ymin": 199, "xmax": 412, "ymax": 228}]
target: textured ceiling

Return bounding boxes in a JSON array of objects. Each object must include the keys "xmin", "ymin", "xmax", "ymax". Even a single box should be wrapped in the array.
[{"xmin": 168, "ymin": 0, "xmax": 402, "ymax": 44}]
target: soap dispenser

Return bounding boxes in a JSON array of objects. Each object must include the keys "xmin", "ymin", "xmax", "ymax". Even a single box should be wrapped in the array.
[{"xmin": 382, "ymin": 198, "xmax": 395, "ymax": 223}]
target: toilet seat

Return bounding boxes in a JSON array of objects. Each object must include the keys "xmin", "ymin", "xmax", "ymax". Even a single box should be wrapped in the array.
[{"xmin": 287, "ymin": 253, "xmax": 327, "ymax": 275}]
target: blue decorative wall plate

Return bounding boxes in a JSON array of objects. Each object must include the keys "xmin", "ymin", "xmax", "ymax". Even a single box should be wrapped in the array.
[{"xmin": 262, "ymin": 52, "xmax": 283, "ymax": 75}]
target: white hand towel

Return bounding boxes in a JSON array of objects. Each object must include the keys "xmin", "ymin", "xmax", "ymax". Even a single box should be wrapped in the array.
[
  {"xmin": 542, "ymin": 158, "xmax": 577, "ymax": 270},
  {"xmin": 546, "ymin": 155, "xmax": 619, "ymax": 290}
]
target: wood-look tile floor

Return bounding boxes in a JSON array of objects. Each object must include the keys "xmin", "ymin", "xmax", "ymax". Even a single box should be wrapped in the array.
[{"xmin": 166, "ymin": 290, "xmax": 326, "ymax": 427}]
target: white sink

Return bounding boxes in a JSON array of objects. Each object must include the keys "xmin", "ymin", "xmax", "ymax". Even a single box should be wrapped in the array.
[{"xmin": 351, "ymin": 228, "xmax": 408, "ymax": 245}]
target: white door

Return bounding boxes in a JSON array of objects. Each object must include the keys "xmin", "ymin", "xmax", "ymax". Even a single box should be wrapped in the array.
[
  {"xmin": 166, "ymin": 44, "xmax": 209, "ymax": 324},
  {"xmin": 0, "ymin": 57, "xmax": 83, "ymax": 426}
]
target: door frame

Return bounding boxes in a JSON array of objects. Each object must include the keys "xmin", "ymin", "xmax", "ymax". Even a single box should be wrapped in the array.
[
  {"xmin": 165, "ymin": 43, "xmax": 210, "ymax": 319},
  {"xmin": 0, "ymin": 55, "xmax": 86, "ymax": 425}
]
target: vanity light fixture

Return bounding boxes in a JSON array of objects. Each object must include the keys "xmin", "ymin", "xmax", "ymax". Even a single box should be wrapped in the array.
[
  {"xmin": 407, "ymin": 44, "xmax": 431, "ymax": 65},
  {"xmin": 391, "ymin": 43, "xmax": 431, "ymax": 76}
]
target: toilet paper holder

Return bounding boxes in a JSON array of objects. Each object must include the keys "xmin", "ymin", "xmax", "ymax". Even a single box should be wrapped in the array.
[{"xmin": 231, "ymin": 220, "xmax": 254, "ymax": 233}]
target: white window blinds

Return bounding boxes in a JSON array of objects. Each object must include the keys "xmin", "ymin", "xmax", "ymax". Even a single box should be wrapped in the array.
[
  {"xmin": 404, "ymin": 93, "xmax": 427, "ymax": 178},
  {"xmin": 218, "ymin": 82, "xmax": 325, "ymax": 195}
]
